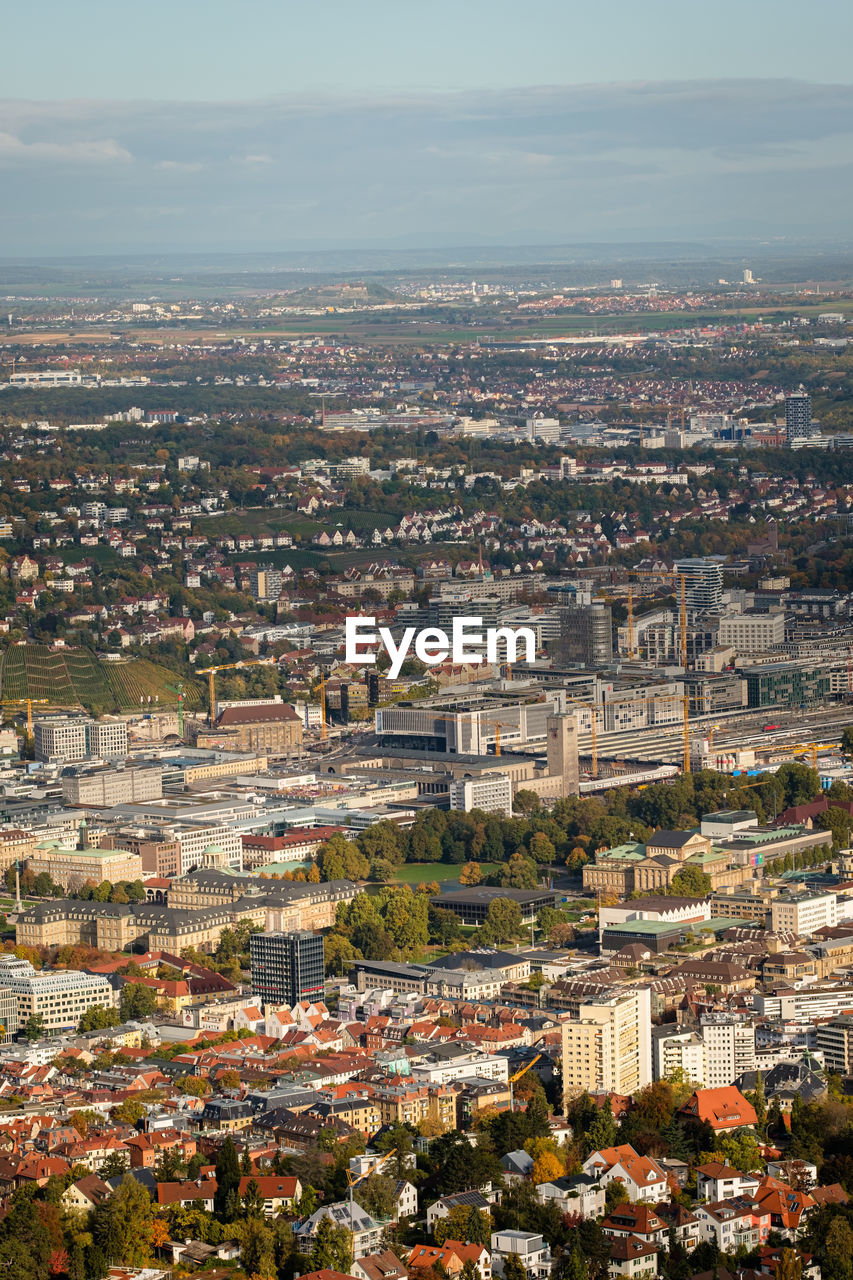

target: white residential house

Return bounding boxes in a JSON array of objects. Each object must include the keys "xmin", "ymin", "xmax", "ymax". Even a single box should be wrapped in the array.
[{"xmin": 491, "ymin": 1231, "xmax": 552, "ymax": 1280}]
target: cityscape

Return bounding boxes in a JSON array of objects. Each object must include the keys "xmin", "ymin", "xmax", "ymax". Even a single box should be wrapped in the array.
[{"xmin": 2, "ymin": 5, "xmax": 853, "ymax": 1280}]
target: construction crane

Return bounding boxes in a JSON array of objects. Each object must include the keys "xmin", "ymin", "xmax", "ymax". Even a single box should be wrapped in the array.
[
  {"xmin": 566, "ymin": 690, "xmax": 691, "ymax": 778},
  {"xmin": 345, "ymin": 1148, "xmax": 396, "ymax": 1243},
  {"xmin": 164, "ymin": 683, "xmax": 186, "ymax": 737},
  {"xmin": 766, "ymin": 741, "xmax": 821, "ymax": 771},
  {"xmin": 509, "ymin": 1054, "xmax": 542, "ymax": 1112},
  {"xmin": 196, "ymin": 660, "xmax": 274, "ymax": 726},
  {"xmin": 1, "ymin": 698, "xmax": 50, "ymax": 738},
  {"xmin": 621, "ymin": 570, "xmax": 689, "ymax": 666}
]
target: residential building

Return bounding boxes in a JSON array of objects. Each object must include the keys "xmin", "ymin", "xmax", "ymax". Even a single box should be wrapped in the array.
[
  {"xmin": 582, "ymin": 1145, "xmax": 669, "ymax": 1204},
  {"xmin": 815, "ymin": 1014, "xmax": 853, "ymax": 1074},
  {"xmin": 562, "ymin": 988, "xmax": 652, "ymax": 1103},
  {"xmin": 675, "ymin": 559, "xmax": 724, "ymax": 612},
  {"xmin": 700, "ymin": 1016, "xmax": 756, "ymax": 1089},
  {"xmin": 491, "ymin": 1231, "xmax": 552, "ymax": 1280},
  {"xmin": 785, "ymin": 391, "xmax": 812, "ymax": 443}
]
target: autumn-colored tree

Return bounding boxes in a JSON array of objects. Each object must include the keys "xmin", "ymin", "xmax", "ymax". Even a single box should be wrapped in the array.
[
  {"xmin": 459, "ymin": 861, "xmax": 482, "ymax": 886},
  {"xmin": 532, "ymin": 1151, "xmax": 565, "ymax": 1185}
]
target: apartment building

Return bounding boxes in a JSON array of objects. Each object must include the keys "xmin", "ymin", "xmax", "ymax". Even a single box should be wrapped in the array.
[
  {"xmin": 561, "ymin": 988, "xmax": 652, "ymax": 1103},
  {"xmin": 700, "ymin": 1016, "xmax": 756, "ymax": 1089},
  {"xmin": 815, "ymin": 1015, "xmax": 853, "ymax": 1074}
]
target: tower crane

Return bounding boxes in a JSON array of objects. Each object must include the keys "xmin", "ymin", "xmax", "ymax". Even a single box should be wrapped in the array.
[
  {"xmin": 509, "ymin": 1054, "xmax": 542, "ymax": 1112},
  {"xmin": 619, "ymin": 570, "xmax": 688, "ymax": 665},
  {"xmin": 1, "ymin": 698, "xmax": 51, "ymax": 738},
  {"xmin": 344, "ymin": 1148, "xmax": 396, "ymax": 1246},
  {"xmin": 196, "ymin": 660, "xmax": 274, "ymax": 726}
]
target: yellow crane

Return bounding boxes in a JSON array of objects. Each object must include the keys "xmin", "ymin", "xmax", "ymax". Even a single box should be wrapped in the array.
[
  {"xmin": 196, "ymin": 660, "xmax": 274, "ymax": 726},
  {"xmin": 1, "ymin": 698, "xmax": 50, "ymax": 737},
  {"xmin": 509, "ymin": 1054, "xmax": 542, "ymax": 1112},
  {"xmin": 566, "ymin": 691, "xmax": 691, "ymax": 778},
  {"xmin": 766, "ymin": 741, "xmax": 823, "ymax": 771},
  {"xmin": 345, "ymin": 1148, "xmax": 396, "ymax": 1244}
]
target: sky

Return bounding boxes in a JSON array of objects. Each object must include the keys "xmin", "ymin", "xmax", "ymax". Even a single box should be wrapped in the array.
[{"xmin": 2, "ymin": 0, "xmax": 853, "ymax": 256}]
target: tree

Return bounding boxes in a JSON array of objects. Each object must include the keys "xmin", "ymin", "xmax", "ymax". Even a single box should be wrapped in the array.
[
  {"xmin": 238, "ymin": 1215, "xmax": 276, "ymax": 1279},
  {"xmin": 113, "ymin": 1098, "xmax": 145, "ymax": 1125},
  {"xmin": 459, "ymin": 861, "xmax": 483, "ymax": 886},
  {"xmin": 605, "ymin": 1181, "xmax": 631, "ymax": 1210},
  {"xmin": 514, "ymin": 790, "xmax": 541, "ymax": 816},
  {"xmin": 0, "ymin": 1192, "xmax": 53, "ymax": 1280},
  {"xmin": 243, "ymin": 1178, "xmax": 265, "ymax": 1218},
  {"xmin": 309, "ymin": 1215, "xmax": 353, "ymax": 1274},
  {"xmin": 532, "ymin": 1151, "xmax": 564, "ymax": 1185},
  {"xmin": 93, "ymin": 1175, "xmax": 153, "ymax": 1267},
  {"xmin": 78, "ymin": 1005, "xmax": 120, "ymax": 1033},
  {"xmin": 354, "ymin": 1171, "xmax": 397, "ymax": 1220},
  {"xmin": 176, "ymin": 1074, "xmax": 211, "ymax": 1097},
  {"xmin": 324, "ymin": 933, "xmax": 362, "ymax": 977},
  {"xmin": 842, "ymin": 727, "xmax": 853, "ymax": 757},
  {"xmin": 499, "ymin": 853, "xmax": 538, "ymax": 890},
  {"xmin": 668, "ymin": 864, "xmax": 712, "ymax": 897},
  {"xmin": 434, "ymin": 1205, "xmax": 492, "ymax": 1247},
  {"xmin": 100, "ymin": 1152, "xmax": 130, "ymax": 1178},
  {"xmin": 119, "ymin": 983, "xmax": 157, "ymax": 1022},
  {"xmin": 483, "ymin": 897, "xmax": 523, "ymax": 942},
  {"xmin": 24, "ymin": 1013, "xmax": 45, "ymax": 1042},
  {"xmin": 214, "ymin": 1136, "xmax": 241, "ymax": 1221},
  {"xmin": 503, "ymin": 1254, "xmax": 528, "ymax": 1280},
  {"xmin": 822, "ymin": 1218, "xmax": 853, "ymax": 1280}
]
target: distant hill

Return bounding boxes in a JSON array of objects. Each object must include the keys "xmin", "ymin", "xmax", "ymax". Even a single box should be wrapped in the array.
[{"xmin": 0, "ymin": 644, "xmax": 203, "ymax": 716}]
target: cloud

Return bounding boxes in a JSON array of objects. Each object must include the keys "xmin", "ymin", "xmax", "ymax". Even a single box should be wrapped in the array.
[
  {"xmin": 0, "ymin": 130, "xmax": 131, "ymax": 165},
  {"xmin": 1, "ymin": 79, "xmax": 852, "ymax": 251}
]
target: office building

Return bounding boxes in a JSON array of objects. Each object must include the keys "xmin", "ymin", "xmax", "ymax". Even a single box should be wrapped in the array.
[
  {"xmin": 34, "ymin": 715, "xmax": 128, "ymax": 764},
  {"xmin": 785, "ymin": 391, "xmax": 812, "ymax": 443},
  {"xmin": 450, "ymin": 772, "xmax": 513, "ymax": 817},
  {"xmin": 770, "ymin": 891, "xmax": 838, "ymax": 935},
  {"xmin": 250, "ymin": 930, "xmax": 325, "ymax": 1006},
  {"xmin": 86, "ymin": 719, "xmax": 129, "ymax": 758},
  {"xmin": 718, "ymin": 611, "xmax": 785, "ymax": 653},
  {"xmin": 0, "ymin": 955, "xmax": 115, "ymax": 1034},
  {"xmin": 561, "ymin": 988, "xmax": 651, "ymax": 1103},
  {"xmin": 675, "ymin": 559, "xmax": 724, "ymax": 612},
  {"xmin": 60, "ymin": 762, "xmax": 162, "ymax": 807},
  {"xmin": 550, "ymin": 600, "xmax": 613, "ymax": 668},
  {"xmin": 34, "ymin": 716, "xmax": 89, "ymax": 764}
]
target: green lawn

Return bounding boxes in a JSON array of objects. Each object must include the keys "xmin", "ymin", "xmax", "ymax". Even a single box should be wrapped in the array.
[{"xmin": 391, "ymin": 861, "xmax": 503, "ymax": 885}]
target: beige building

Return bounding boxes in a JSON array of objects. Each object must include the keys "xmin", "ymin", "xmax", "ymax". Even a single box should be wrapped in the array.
[
  {"xmin": 0, "ymin": 954, "xmax": 115, "ymax": 1032},
  {"xmin": 770, "ymin": 891, "xmax": 838, "ymax": 935},
  {"xmin": 27, "ymin": 842, "xmax": 143, "ymax": 891},
  {"xmin": 213, "ymin": 704, "xmax": 303, "ymax": 756},
  {"xmin": 0, "ymin": 829, "xmax": 37, "ymax": 874},
  {"xmin": 60, "ymin": 764, "xmax": 162, "ymax": 808},
  {"xmin": 562, "ymin": 988, "xmax": 652, "ymax": 1104}
]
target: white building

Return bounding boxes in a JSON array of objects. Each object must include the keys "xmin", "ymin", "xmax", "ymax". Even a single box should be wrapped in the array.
[
  {"xmin": 491, "ymin": 1231, "xmax": 552, "ymax": 1280},
  {"xmin": 449, "ymin": 773, "xmax": 513, "ymax": 818},
  {"xmin": 718, "ymin": 612, "xmax": 785, "ymax": 653},
  {"xmin": 770, "ymin": 891, "xmax": 838, "ymax": 935},
  {"xmin": 653, "ymin": 1028, "xmax": 706, "ymax": 1085},
  {"xmin": 700, "ymin": 1015, "xmax": 756, "ymax": 1089}
]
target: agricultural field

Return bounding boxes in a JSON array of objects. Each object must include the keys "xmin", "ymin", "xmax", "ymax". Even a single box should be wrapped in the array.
[{"xmin": 0, "ymin": 645, "xmax": 203, "ymax": 715}]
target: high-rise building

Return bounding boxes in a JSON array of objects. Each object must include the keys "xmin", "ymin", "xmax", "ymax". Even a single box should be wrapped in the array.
[
  {"xmin": 785, "ymin": 391, "xmax": 812, "ymax": 443},
  {"xmin": 561, "ymin": 988, "xmax": 651, "ymax": 1103},
  {"xmin": 34, "ymin": 716, "xmax": 89, "ymax": 763},
  {"xmin": 674, "ymin": 559, "xmax": 724, "ymax": 612},
  {"xmin": 550, "ymin": 601, "xmax": 613, "ymax": 668},
  {"xmin": 250, "ymin": 930, "xmax": 325, "ymax": 1006},
  {"xmin": 700, "ymin": 1015, "xmax": 756, "ymax": 1088}
]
